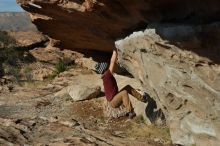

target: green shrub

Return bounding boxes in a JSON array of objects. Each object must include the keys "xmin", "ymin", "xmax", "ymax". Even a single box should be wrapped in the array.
[
  {"xmin": 54, "ymin": 59, "xmax": 68, "ymax": 74},
  {"xmin": 0, "ymin": 31, "xmax": 16, "ymax": 48},
  {"xmin": 0, "ymin": 31, "xmax": 22, "ymax": 80},
  {"xmin": 2, "ymin": 47, "xmax": 21, "ymax": 66},
  {"xmin": 0, "ymin": 31, "xmax": 19, "ymax": 64}
]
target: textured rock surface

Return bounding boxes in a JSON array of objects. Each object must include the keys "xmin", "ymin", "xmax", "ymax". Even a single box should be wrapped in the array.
[
  {"xmin": 116, "ymin": 25, "xmax": 220, "ymax": 146},
  {"xmin": 30, "ymin": 45, "xmax": 80, "ymax": 64},
  {"xmin": 16, "ymin": 0, "xmax": 220, "ymax": 52},
  {"xmin": 67, "ymin": 85, "xmax": 101, "ymax": 101},
  {"xmin": 7, "ymin": 31, "xmax": 48, "ymax": 48}
]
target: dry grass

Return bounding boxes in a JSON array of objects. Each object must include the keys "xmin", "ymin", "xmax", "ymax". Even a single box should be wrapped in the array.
[
  {"xmin": 126, "ymin": 120, "xmax": 172, "ymax": 145},
  {"xmin": 21, "ymin": 80, "xmax": 51, "ymax": 88}
]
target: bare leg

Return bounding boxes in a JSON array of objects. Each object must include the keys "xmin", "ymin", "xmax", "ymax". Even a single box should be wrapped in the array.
[
  {"xmin": 110, "ymin": 90, "xmax": 132, "ymax": 113},
  {"xmin": 120, "ymin": 85, "xmax": 144, "ymax": 102}
]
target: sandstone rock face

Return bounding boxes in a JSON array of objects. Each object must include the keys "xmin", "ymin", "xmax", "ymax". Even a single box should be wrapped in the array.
[
  {"xmin": 7, "ymin": 31, "xmax": 48, "ymax": 48},
  {"xmin": 30, "ymin": 45, "xmax": 80, "ymax": 64},
  {"xmin": 116, "ymin": 26, "xmax": 220, "ymax": 146},
  {"xmin": 16, "ymin": 0, "xmax": 220, "ymax": 52}
]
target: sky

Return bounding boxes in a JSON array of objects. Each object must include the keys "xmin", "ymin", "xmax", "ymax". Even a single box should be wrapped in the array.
[{"xmin": 0, "ymin": 0, "xmax": 23, "ymax": 12}]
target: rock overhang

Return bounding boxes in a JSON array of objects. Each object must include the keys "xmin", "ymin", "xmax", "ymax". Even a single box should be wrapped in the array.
[{"xmin": 16, "ymin": 0, "xmax": 220, "ymax": 55}]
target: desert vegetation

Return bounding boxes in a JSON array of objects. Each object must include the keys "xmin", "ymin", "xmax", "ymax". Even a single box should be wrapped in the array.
[
  {"xmin": 0, "ymin": 31, "xmax": 34, "ymax": 83},
  {"xmin": 0, "ymin": 31, "xmax": 19, "ymax": 79},
  {"xmin": 54, "ymin": 58, "xmax": 75, "ymax": 74},
  {"xmin": 0, "ymin": 30, "xmax": 77, "ymax": 84}
]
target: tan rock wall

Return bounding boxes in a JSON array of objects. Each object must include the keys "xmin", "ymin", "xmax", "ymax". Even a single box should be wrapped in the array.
[{"xmin": 116, "ymin": 25, "xmax": 220, "ymax": 146}]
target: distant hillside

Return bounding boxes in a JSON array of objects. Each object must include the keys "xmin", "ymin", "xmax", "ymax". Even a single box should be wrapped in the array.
[{"xmin": 0, "ymin": 12, "xmax": 38, "ymax": 32}]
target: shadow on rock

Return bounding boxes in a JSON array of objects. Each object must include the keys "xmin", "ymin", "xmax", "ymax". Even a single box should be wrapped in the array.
[{"xmin": 145, "ymin": 93, "xmax": 166, "ymax": 125}]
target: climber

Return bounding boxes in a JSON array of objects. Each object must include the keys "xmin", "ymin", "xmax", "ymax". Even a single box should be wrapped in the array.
[{"xmin": 95, "ymin": 49, "xmax": 148, "ymax": 119}]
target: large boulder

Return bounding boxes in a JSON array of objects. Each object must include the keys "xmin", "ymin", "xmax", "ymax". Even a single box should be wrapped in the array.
[
  {"xmin": 68, "ymin": 85, "xmax": 101, "ymax": 101},
  {"xmin": 116, "ymin": 24, "xmax": 220, "ymax": 146}
]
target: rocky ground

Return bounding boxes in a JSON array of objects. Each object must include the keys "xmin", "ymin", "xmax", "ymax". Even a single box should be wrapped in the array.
[
  {"xmin": 0, "ymin": 45, "xmax": 172, "ymax": 146},
  {"xmin": 0, "ymin": 12, "xmax": 173, "ymax": 145}
]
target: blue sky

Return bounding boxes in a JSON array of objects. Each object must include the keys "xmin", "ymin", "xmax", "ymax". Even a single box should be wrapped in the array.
[{"xmin": 0, "ymin": 0, "xmax": 23, "ymax": 12}]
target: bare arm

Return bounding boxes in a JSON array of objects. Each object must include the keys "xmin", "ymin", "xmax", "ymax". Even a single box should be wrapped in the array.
[{"xmin": 109, "ymin": 50, "xmax": 117, "ymax": 74}]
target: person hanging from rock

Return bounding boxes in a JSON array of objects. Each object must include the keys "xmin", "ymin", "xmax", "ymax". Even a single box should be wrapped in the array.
[{"xmin": 95, "ymin": 49, "xmax": 149, "ymax": 119}]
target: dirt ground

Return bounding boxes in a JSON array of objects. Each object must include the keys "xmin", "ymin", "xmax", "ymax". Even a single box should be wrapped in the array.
[{"xmin": 0, "ymin": 67, "xmax": 173, "ymax": 146}]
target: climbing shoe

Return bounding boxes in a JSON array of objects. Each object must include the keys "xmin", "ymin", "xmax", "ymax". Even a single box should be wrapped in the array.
[{"xmin": 142, "ymin": 92, "xmax": 151, "ymax": 103}]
